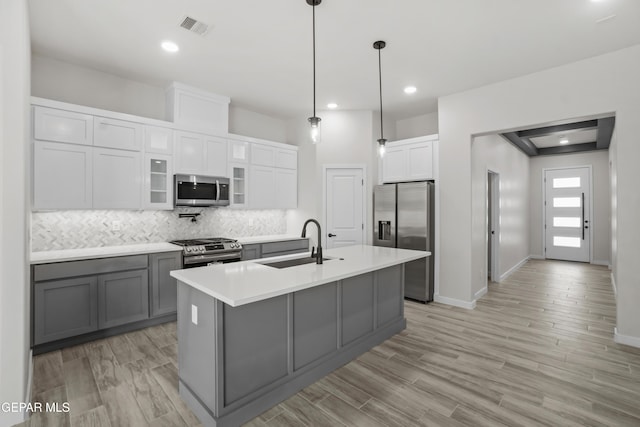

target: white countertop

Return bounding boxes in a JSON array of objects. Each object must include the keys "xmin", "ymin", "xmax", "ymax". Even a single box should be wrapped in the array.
[
  {"xmin": 30, "ymin": 242, "xmax": 183, "ymax": 264},
  {"xmin": 233, "ymin": 234, "xmax": 306, "ymax": 244},
  {"xmin": 171, "ymin": 245, "xmax": 429, "ymax": 307}
]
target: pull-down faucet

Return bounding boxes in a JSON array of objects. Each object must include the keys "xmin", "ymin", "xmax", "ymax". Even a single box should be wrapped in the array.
[{"xmin": 301, "ymin": 219, "xmax": 323, "ymax": 264}]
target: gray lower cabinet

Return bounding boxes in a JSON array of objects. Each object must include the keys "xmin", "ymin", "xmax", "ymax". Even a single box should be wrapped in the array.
[
  {"xmin": 33, "ymin": 276, "xmax": 98, "ymax": 345},
  {"xmin": 241, "ymin": 238, "xmax": 309, "ymax": 261},
  {"xmin": 98, "ymin": 269, "xmax": 149, "ymax": 329},
  {"xmin": 150, "ymin": 251, "xmax": 181, "ymax": 317}
]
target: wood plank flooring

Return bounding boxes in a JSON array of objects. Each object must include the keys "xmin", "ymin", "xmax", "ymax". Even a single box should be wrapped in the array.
[{"xmin": 18, "ymin": 259, "xmax": 640, "ymax": 426}]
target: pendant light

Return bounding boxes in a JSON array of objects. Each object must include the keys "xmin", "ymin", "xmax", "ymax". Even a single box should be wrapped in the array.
[
  {"xmin": 307, "ymin": 0, "xmax": 322, "ymax": 144},
  {"xmin": 374, "ymin": 40, "xmax": 386, "ymax": 157}
]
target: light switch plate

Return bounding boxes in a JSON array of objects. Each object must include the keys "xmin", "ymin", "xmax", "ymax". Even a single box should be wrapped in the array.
[{"xmin": 191, "ymin": 304, "xmax": 198, "ymax": 325}]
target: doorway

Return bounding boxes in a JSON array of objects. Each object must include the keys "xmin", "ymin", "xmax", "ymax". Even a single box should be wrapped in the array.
[
  {"xmin": 323, "ymin": 166, "xmax": 366, "ymax": 249},
  {"xmin": 544, "ymin": 166, "xmax": 591, "ymax": 262},
  {"xmin": 487, "ymin": 170, "xmax": 500, "ymax": 282}
]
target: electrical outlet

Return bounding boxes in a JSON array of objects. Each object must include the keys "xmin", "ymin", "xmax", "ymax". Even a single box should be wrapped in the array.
[{"xmin": 111, "ymin": 221, "xmax": 121, "ymax": 231}]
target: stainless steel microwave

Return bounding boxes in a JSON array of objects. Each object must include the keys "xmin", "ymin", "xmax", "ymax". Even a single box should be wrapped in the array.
[{"xmin": 174, "ymin": 174, "xmax": 230, "ymax": 207}]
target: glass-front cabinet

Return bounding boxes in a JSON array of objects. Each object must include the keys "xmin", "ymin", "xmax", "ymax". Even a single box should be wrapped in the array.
[
  {"xmin": 230, "ymin": 163, "xmax": 248, "ymax": 208},
  {"xmin": 144, "ymin": 154, "xmax": 173, "ymax": 210}
]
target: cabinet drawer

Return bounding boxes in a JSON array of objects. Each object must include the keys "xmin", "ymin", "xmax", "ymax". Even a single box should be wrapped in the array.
[
  {"xmin": 33, "ymin": 255, "xmax": 149, "ymax": 282},
  {"xmin": 261, "ymin": 239, "xmax": 309, "ymax": 256}
]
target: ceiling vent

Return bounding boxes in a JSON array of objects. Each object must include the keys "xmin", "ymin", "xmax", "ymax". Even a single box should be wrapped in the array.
[{"xmin": 179, "ymin": 16, "xmax": 212, "ymax": 37}]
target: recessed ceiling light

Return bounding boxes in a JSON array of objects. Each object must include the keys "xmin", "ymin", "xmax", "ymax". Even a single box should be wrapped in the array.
[
  {"xmin": 559, "ymin": 137, "xmax": 569, "ymax": 145},
  {"xmin": 161, "ymin": 41, "xmax": 179, "ymax": 53},
  {"xmin": 404, "ymin": 86, "xmax": 417, "ymax": 94},
  {"xmin": 327, "ymin": 103, "xmax": 338, "ymax": 109}
]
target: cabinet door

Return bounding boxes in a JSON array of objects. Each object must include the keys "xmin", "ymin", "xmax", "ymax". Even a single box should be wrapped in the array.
[
  {"xmin": 33, "ymin": 106, "xmax": 93, "ymax": 145},
  {"xmin": 144, "ymin": 125, "xmax": 174, "ymax": 154},
  {"xmin": 407, "ymin": 141, "xmax": 433, "ymax": 180},
  {"xmin": 33, "ymin": 141, "xmax": 93, "ymax": 210},
  {"xmin": 249, "ymin": 166, "xmax": 276, "ymax": 209},
  {"xmin": 33, "ymin": 276, "xmax": 98, "ymax": 345},
  {"xmin": 93, "ymin": 148, "xmax": 142, "ymax": 209},
  {"xmin": 229, "ymin": 163, "xmax": 249, "ymax": 208},
  {"xmin": 241, "ymin": 244, "xmax": 261, "ymax": 260},
  {"xmin": 251, "ymin": 144, "xmax": 276, "ymax": 167},
  {"xmin": 228, "ymin": 139, "xmax": 249, "ymax": 163},
  {"xmin": 205, "ymin": 136, "xmax": 228, "ymax": 176},
  {"xmin": 98, "ymin": 269, "xmax": 149, "ymax": 329},
  {"xmin": 275, "ymin": 149, "xmax": 297, "ymax": 170},
  {"xmin": 150, "ymin": 252, "xmax": 181, "ymax": 317},
  {"xmin": 144, "ymin": 153, "xmax": 173, "ymax": 210},
  {"xmin": 175, "ymin": 131, "xmax": 206, "ymax": 174},
  {"xmin": 381, "ymin": 146, "xmax": 406, "ymax": 183},
  {"xmin": 276, "ymin": 168, "xmax": 297, "ymax": 209},
  {"xmin": 93, "ymin": 117, "xmax": 143, "ymax": 151}
]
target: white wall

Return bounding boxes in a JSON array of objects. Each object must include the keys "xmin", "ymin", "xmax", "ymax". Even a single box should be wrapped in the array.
[
  {"xmin": 471, "ymin": 134, "xmax": 530, "ymax": 298},
  {"xmin": 395, "ymin": 111, "xmax": 439, "ymax": 140},
  {"xmin": 31, "ymin": 55, "xmax": 289, "ymax": 142},
  {"xmin": 529, "ymin": 151, "xmax": 610, "ymax": 265},
  {"xmin": 438, "ymin": 44, "xmax": 640, "ymax": 340},
  {"xmin": 286, "ymin": 110, "xmax": 377, "ymax": 247},
  {"xmin": 0, "ymin": 0, "xmax": 31, "ymax": 425}
]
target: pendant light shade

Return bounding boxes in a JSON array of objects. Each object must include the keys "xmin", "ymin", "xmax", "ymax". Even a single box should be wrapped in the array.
[
  {"xmin": 374, "ymin": 40, "xmax": 386, "ymax": 157},
  {"xmin": 307, "ymin": 0, "xmax": 322, "ymax": 144}
]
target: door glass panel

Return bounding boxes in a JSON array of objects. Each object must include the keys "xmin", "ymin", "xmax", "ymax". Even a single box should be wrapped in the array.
[
  {"xmin": 553, "ymin": 236, "xmax": 581, "ymax": 248},
  {"xmin": 150, "ymin": 159, "xmax": 167, "ymax": 174},
  {"xmin": 553, "ymin": 217, "xmax": 581, "ymax": 228},
  {"xmin": 553, "ymin": 197, "xmax": 581, "ymax": 208},
  {"xmin": 553, "ymin": 177, "xmax": 580, "ymax": 188}
]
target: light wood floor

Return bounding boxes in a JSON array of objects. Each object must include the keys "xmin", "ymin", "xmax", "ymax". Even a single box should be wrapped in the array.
[{"xmin": 19, "ymin": 259, "xmax": 640, "ymax": 426}]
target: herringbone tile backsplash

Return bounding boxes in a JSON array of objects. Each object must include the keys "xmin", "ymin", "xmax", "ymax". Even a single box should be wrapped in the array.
[{"xmin": 31, "ymin": 208, "xmax": 287, "ymax": 251}]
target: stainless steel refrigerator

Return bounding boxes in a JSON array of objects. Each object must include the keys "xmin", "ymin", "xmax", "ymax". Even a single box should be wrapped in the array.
[{"xmin": 373, "ymin": 181, "xmax": 435, "ymax": 302}]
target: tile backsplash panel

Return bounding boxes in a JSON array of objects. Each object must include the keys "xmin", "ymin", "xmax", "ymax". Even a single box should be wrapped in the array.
[{"xmin": 31, "ymin": 208, "xmax": 287, "ymax": 251}]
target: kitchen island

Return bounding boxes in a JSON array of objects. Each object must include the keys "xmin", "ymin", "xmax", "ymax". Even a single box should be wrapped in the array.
[{"xmin": 170, "ymin": 244, "xmax": 428, "ymax": 427}]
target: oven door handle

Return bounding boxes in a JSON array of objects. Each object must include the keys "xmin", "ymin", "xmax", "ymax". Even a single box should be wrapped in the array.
[{"xmin": 183, "ymin": 252, "xmax": 241, "ymax": 265}]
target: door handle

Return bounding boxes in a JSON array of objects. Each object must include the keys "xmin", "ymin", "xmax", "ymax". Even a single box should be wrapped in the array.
[
  {"xmin": 216, "ymin": 180, "xmax": 220, "ymax": 201},
  {"xmin": 328, "ymin": 233, "xmax": 336, "ymax": 237}
]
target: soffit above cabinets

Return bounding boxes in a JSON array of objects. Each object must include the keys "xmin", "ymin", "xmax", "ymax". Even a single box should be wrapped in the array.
[{"xmin": 500, "ymin": 117, "xmax": 615, "ymax": 157}]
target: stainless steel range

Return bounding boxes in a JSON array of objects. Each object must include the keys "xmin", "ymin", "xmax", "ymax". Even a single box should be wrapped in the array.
[{"xmin": 170, "ymin": 238, "xmax": 242, "ymax": 268}]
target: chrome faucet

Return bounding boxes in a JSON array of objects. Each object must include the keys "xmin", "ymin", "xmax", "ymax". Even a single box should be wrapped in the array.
[{"xmin": 301, "ymin": 219, "xmax": 323, "ymax": 264}]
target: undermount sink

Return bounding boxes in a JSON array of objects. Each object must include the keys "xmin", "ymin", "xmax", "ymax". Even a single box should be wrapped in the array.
[{"xmin": 259, "ymin": 256, "xmax": 334, "ymax": 269}]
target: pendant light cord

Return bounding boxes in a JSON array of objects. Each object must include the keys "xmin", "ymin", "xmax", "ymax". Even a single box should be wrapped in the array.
[
  {"xmin": 312, "ymin": 2, "xmax": 317, "ymax": 118},
  {"xmin": 378, "ymin": 46, "xmax": 384, "ymax": 140}
]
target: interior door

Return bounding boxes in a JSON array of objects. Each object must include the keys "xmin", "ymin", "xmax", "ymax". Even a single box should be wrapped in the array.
[
  {"xmin": 544, "ymin": 167, "xmax": 590, "ymax": 262},
  {"xmin": 325, "ymin": 168, "xmax": 364, "ymax": 249}
]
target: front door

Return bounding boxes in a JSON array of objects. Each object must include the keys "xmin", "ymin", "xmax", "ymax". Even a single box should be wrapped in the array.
[
  {"xmin": 544, "ymin": 167, "xmax": 590, "ymax": 262},
  {"xmin": 325, "ymin": 167, "xmax": 365, "ymax": 249}
]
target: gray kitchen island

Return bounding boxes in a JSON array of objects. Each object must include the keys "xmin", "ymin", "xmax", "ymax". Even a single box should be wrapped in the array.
[{"xmin": 170, "ymin": 244, "xmax": 428, "ymax": 427}]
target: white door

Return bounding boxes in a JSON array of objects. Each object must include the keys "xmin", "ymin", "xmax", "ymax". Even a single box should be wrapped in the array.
[
  {"xmin": 325, "ymin": 168, "xmax": 365, "ymax": 249},
  {"xmin": 544, "ymin": 167, "xmax": 590, "ymax": 262}
]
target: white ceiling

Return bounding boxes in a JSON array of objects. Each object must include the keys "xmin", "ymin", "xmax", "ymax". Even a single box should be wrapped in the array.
[
  {"xmin": 531, "ymin": 129, "xmax": 598, "ymax": 148},
  {"xmin": 27, "ymin": 0, "xmax": 640, "ymax": 120}
]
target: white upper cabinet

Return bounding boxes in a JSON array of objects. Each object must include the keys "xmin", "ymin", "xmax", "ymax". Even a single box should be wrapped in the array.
[
  {"xmin": 144, "ymin": 125, "xmax": 173, "ymax": 154},
  {"xmin": 251, "ymin": 144, "xmax": 276, "ymax": 167},
  {"xmin": 174, "ymin": 131, "xmax": 228, "ymax": 176},
  {"xmin": 249, "ymin": 165, "xmax": 276, "ymax": 209},
  {"xmin": 276, "ymin": 149, "xmax": 297, "ymax": 170},
  {"xmin": 144, "ymin": 153, "xmax": 173, "ymax": 210},
  {"xmin": 228, "ymin": 139, "xmax": 249, "ymax": 163},
  {"xmin": 165, "ymin": 82, "xmax": 230, "ymax": 134},
  {"xmin": 33, "ymin": 141, "xmax": 93, "ymax": 210},
  {"xmin": 33, "ymin": 106, "xmax": 93, "ymax": 145},
  {"xmin": 93, "ymin": 117, "xmax": 143, "ymax": 151},
  {"xmin": 275, "ymin": 169, "xmax": 297, "ymax": 209},
  {"xmin": 381, "ymin": 135, "xmax": 437, "ymax": 183},
  {"xmin": 93, "ymin": 148, "xmax": 142, "ymax": 209}
]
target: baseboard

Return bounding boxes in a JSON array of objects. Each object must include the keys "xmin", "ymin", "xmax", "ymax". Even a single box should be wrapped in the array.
[
  {"xmin": 434, "ymin": 294, "xmax": 476, "ymax": 310},
  {"xmin": 528, "ymin": 254, "xmax": 545, "ymax": 260},
  {"xmin": 474, "ymin": 287, "xmax": 488, "ymax": 300},
  {"xmin": 614, "ymin": 328, "xmax": 640, "ymax": 349},
  {"xmin": 499, "ymin": 256, "xmax": 530, "ymax": 282},
  {"xmin": 591, "ymin": 259, "xmax": 610, "ymax": 266},
  {"xmin": 611, "ymin": 273, "xmax": 617, "ymax": 299}
]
